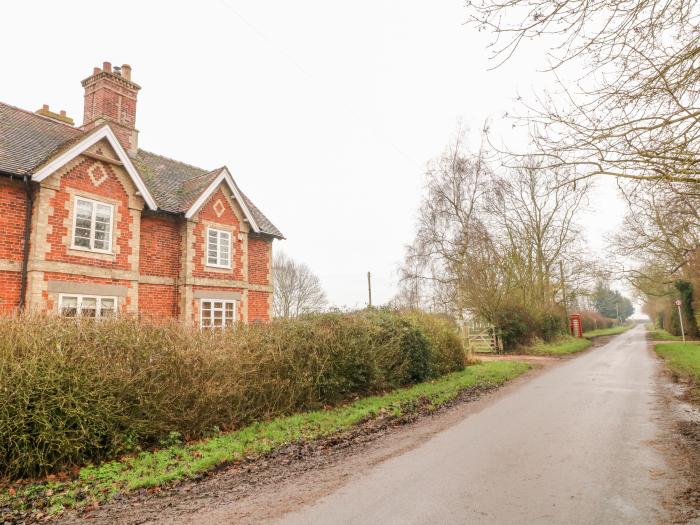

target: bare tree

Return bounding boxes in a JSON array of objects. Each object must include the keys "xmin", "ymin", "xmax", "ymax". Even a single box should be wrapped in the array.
[
  {"xmin": 486, "ymin": 159, "xmax": 592, "ymax": 308},
  {"xmin": 399, "ymin": 131, "xmax": 593, "ymax": 322},
  {"xmin": 399, "ymin": 129, "xmax": 498, "ymax": 317},
  {"xmin": 468, "ymin": 0, "xmax": 700, "ymax": 323},
  {"xmin": 272, "ymin": 252, "xmax": 327, "ymax": 318},
  {"xmin": 608, "ymin": 178, "xmax": 700, "ymax": 311},
  {"xmin": 615, "ymin": 181, "xmax": 700, "ymax": 276},
  {"xmin": 470, "ymin": 0, "xmax": 700, "ymax": 187}
]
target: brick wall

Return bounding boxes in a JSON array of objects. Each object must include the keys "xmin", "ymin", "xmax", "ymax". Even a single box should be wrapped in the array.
[
  {"xmin": 0, "ymin": 178, "xmax": 27, "ymax": 262},
  {"xmin": 139, "ymin": 283, "xmax": 178, "ymax": 319},
  {"xmin": 0, "ymin": 178, "xmax": 27, "ymax": 313},
  {"xmin": 140, "ymin": 215, "xmax": 180, "ymax": 277},
  {"xmin": 248, "ymin": 237, "xmax": 271, "ymax": 285},
  {"xmin": 248, "ymin": 290, "xmax": 271, "ymax": 322},
  {"xmin": 0, "ymin": 271, "xmax": 21, "ymax": 314},
  {"xmin": 46, "ymin": 159, "xmax": 133, "ymax": 270}
]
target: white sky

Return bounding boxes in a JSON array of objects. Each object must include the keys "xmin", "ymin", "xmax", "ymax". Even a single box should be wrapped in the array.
[{"xmin": 2, "ymin": 0, "xmax": 626, "ymax": 308}]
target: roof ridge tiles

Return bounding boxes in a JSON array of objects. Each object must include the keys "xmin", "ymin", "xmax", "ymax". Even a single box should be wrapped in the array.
[
  {"xmin": 183, "ymin": 166, "xmax": 225, "ymax": 182},
  {"xmin": 135, "ymin": 148, "xmax": 209, "ymax": 173}
]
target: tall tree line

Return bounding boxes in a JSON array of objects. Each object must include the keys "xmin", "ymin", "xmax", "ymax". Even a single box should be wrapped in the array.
[
  {"xmin": 467, "ymin": 0, "xmax": 700, "ymax": 331},
  {"xmin": 397, "ymin": 131, "xmax": 595, "ymax": 324}
]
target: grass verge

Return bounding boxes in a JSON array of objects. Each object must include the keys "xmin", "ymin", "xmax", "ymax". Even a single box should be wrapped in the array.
[
  {"xmin": 525, "ymin": 336, "xmax": 592, "ymax": 356},
  {"xmin": 0, "ymin": 360, "xmax": 530, "ymax": 520},
  {"xmin": 583, "ymin": 323, "xmax": 634, "ymax": 338},
  {"xmin": 525, "ymin": 323, "xmax": 634, "ymax": 357},
  {"xmin": 648, "ymin": 327, "xmax": 685, "ymax": 341},
  {"xmin": 655, "ymin": 343, "xmax": 700, "ymax": 391}
]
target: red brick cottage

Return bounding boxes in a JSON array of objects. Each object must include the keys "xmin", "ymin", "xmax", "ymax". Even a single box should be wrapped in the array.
[{"xmin": 0, "ymin": 62, "xmax": 283, "ymax": 326}]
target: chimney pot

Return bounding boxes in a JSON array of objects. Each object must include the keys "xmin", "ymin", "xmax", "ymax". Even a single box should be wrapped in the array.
[
  {"xmin": 102, "ymin": 61, "xmax": 112, "ymax": 73},
  {"xmin": 36, "ymin": 105, "xmax": 74, "ymax": 125},
  {"xmin": 121, "ymin": 64, "xmax": 131, "ymax": 80},
  {"xmin": 93, "ymin": 67, "xmax": 100, "ymax": 75}
]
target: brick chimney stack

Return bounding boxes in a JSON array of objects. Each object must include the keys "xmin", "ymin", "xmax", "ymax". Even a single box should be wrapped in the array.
[{"xmin": 81, "ymin": 61, "xmax": 141, "ymax": 154}]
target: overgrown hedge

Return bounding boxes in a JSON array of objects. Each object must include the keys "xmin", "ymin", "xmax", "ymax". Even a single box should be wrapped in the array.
[
  {"xmin": 494, "ymin": 304, "xmax": 566, "ymax": 351},
  {"xmin": 0, "ymin": 309, "xmax": 464, "ymax": 480},
  {"xmin": 579, "ymin": 310, "xmax": 616, "ymax": 332}
]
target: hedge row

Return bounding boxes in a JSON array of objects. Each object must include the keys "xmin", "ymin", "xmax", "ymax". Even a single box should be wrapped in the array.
[
  {"xmin": 0, "ymin": 309, "xmax": 464, "ymax": 479},
  {"xmin": 493, "ymin": 304, "xmax": 566, "ymax": 351},
  {"xmin": 578, "ymin": 310, "xmax": 616, "ymax": 333}
]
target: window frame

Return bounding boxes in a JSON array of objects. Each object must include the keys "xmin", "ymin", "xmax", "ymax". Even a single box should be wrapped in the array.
[
  {"xmin": 205, "ymin": 227, "xmax": 232, "ymax": 269},
  {"xmin": 58, "ymin": 293, "xmax": 118, "ymax": 318},
  {"xmin": 70, "ymin": 196, "xmax": 114, "ymax": 254},
  {"xmin": 199, "ymin": 299, "xmax": 237, "ymax": 329}
]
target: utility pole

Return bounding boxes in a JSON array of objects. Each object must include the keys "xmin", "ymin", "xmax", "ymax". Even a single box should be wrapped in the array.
[
  {"xmin": 559, "ymin": 261, "xmax": 568, "ymax": 330},
  {"xmin": 367, "ymin": 271, "xmax": 372, "ymax": 308},
  {"xmin": 675, "ymin": 299, "xmax": 686, "ymax": 343},
  {"xmin": 615, "ymin": 303, "xmax": 620, "ymax": 325}
]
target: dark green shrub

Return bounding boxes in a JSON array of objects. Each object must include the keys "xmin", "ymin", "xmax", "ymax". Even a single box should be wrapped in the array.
[
  {"xmin": 535, "ymin": 310, "xmax": 564, "ymax": 342},
  {"xmin": 672, "ymin": 280, "xmax": 698, "ymax": 337},
  {"xmin": 365, "ymin": 309, "xmax": 432, "ymax": 385},
  {"xmin": 494, "ymin": 304, "xmax": 535, "ymax": 351},
  {"xmin": 303, "ymin": 312, "xmax": 379, "ymax": 401},
  {"xmin": 0, "ymin": 310, "xmax": 465, "ymax": 479},
  {"xmin": 402, "ymin": 310, "xmax": 464, "ymax": 375}
]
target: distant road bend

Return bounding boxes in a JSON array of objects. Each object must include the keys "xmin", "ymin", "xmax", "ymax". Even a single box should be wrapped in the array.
[{"xmin": 276, "ymin": 325, "xmax": 671, "ymax": 525}]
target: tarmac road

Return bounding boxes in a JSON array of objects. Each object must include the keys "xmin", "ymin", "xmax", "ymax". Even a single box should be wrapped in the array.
[{"xmin": 276, "ymin": 325, "xmax": 670, "ymax": 525}]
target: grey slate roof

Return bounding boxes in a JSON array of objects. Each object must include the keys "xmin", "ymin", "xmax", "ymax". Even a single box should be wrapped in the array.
[
  {"xmin": 130, "ymin": 149, "xmax": 213, "ymax": 213},
  {"xmin": 238, "ymin": 188, "xmax": 285, "ymax": 239},
  {"xmin": 0, "ymin": 102, "xmax": 81, "ymax": 175},
  {"xmin": 0, "ymin": 102, "xmax": 283, "ymax": 238}
]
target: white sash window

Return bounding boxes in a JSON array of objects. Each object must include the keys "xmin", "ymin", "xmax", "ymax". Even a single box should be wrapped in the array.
[
  {"xmin": 200, "ymin": 300, "xmax": 236, "ymax": 328},
  {"xmin": 72, "ymin": 197, "xmax": 113, "ymax": 253},
  {"xmin": 206, "ymin": 227, "xmax": 232, "ymax": 268},
  {"xmin": 59, "ymin": 294, "xmax": 117, "ymax": 318}
]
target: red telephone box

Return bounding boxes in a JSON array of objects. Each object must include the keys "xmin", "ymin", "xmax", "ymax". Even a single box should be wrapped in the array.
[{"xmin": 569, "ymin": 314, "xmax": 583, "ymax": 338}]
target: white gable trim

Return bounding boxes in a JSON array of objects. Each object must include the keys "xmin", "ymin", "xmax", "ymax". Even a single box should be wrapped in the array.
[
  {"xmin": 31, "ymin": 126, "xmax": 158, "ymax": 210},
  {"xmin": 184, "ymin": 168, "xmax": 260, "ymax": 232}
]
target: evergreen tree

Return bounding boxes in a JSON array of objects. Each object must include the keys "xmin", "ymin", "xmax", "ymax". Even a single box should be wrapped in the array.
[{"xmin": 592, "ymin": 282, "xmax": 634, "ymax": 321}]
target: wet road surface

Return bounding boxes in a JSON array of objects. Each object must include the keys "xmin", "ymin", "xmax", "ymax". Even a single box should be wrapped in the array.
[{"xmin": 276, "ymin": 325, "xmax": 669, "ymax": 525}]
